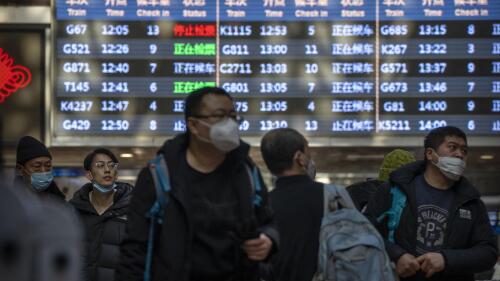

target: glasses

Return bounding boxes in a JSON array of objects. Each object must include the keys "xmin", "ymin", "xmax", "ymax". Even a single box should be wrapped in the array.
[
  {"xmin": 95, "ymin": 161, "xmax": 119, "ymax": 170},
  {"xmin": 193, "ymin": 113, "xmax": 244, "ymax": 125}
]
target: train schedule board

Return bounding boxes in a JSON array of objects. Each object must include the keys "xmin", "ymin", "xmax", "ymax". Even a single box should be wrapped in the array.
[{"xmin": 52, "ymin": 0, "xmax": 500, "ymax": 146}]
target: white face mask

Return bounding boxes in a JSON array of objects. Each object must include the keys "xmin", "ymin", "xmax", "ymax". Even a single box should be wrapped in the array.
[
  {"xmin": 197, "ymin": 118, "xmax": 240, "ymax": 152},
  {"xmin": 431, "ymin": 150, "xmax": 466, "ymax": 181}
]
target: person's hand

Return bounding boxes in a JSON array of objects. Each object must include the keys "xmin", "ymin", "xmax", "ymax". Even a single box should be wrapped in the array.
[
  {"xmin": 242, "ymin": 233, "xmax": 273, "ymax": 261},
  {"xmin": 396, "ymin": 253, "xmax": 420, "ymax": 278},
  {"xmin": 417, "ymin": 252, "xmax": 445, "ymax": 278}
]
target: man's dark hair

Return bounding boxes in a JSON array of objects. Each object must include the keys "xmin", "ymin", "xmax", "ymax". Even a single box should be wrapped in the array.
[
  {"xmin": 83, "ymin": 148, "xmax": 119, "ymax": 171},
  {"xmin": 424, "ymin": 126, "xmax": 467, "ymax": 152},
  {"xmin": 260, "ymin": 128, "xmax": 307, "ymax": 175},
  {"xmin": 184, "ymin": 87, "xmax": 233, "ymax": 121}
]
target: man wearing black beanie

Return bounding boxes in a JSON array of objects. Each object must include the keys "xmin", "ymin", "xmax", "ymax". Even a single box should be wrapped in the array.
[{"xmin": 15, "ymin": 136, "xmax": 65, "ymax": 200}]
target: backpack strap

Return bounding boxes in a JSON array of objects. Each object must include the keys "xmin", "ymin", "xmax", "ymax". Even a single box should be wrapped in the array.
[
  {"xmin": 144, "ymin": 154, "xmax": 171, "ymax": 281},
  {"xmin": 376, "ymin": 186, "xmax": 407, "ymax": 243},
  {"xmin": 234, "ymin": 163, "xmax": 264, "ymax": 241},
  {"xmin": 245, "ymin": 164, "xmax": 263, "ymax": 207},
  {"xmin": 323, "ymin": 184, "xmax": 355, "ymax": 215}
]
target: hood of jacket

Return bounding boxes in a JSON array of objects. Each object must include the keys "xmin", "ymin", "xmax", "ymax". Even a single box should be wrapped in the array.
[
  {"xmin": 388, "ymin": 160, "xmax": 480, "ymax": 201},
  {"xmin": 70, "ymin": 181, "xmax": 133, "ymax": 214}
]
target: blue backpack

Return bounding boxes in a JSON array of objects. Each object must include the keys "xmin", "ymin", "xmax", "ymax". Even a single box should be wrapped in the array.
[
  {"xmin": 312, "ymin": 184, "xmax": 398, "ymax": 281},
  {"xmin": 143, "ymin": 154, "xmax": 263, "ymax": 281},
  {"xmin": 376, "ymin": 187, "xmax": 407, "ymax": 243}
]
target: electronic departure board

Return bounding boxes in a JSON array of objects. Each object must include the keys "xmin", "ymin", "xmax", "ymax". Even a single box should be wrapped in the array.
[{"xmin": 53, "ymin": 0, "xmax": 500, "ymax": 145}]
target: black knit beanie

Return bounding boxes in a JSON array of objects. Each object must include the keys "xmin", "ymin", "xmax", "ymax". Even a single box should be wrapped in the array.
[{"xmin": 16, "ymin": 136, "xmax": 52, "ymax": 164}]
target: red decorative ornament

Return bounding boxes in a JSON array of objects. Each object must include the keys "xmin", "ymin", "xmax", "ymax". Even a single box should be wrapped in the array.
[{"xmin": 0, "ymin": 48, "xmax": 32, "ymax": 103}]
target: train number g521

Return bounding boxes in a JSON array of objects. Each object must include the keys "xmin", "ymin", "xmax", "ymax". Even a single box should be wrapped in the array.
[{"xmin": 62, "ymin": 43, "xmax": 90, "ymax": 55}]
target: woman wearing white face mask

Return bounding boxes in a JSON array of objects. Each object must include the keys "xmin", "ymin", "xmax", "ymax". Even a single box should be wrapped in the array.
[{"xmin": 365, "ymin": 126, "xmax": 497, "ymax": 281}]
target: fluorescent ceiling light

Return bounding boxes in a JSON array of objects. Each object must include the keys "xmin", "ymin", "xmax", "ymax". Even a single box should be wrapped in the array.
[{"xmin": 480, "ymin": 155, "xmax": 494, "ymax": 160}]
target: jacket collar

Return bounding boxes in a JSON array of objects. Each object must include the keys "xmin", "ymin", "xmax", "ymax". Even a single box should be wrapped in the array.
[
  {"xmin": 158, "ymin": 133, "xmax": 251, "ymax": 179},
  {"xmin": 70, "ymin": 181, "xmax": 133, "ymax": 213}
]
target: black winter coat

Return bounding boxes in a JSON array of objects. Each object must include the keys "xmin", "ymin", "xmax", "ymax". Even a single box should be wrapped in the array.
[
  {"xmin": 269, "ymin": 175, "xmax": 324, "ymax": 281},
  {"xmin": 365, "ymin": 161, "xmax": 498, "ymax": 281},
  {"xmin": 115, "ymin": 134, "xmax": 279, "ymax": 281},
  {"xmin": 70, "ymin": 182, "xmax": 133, "ymax": 281}
]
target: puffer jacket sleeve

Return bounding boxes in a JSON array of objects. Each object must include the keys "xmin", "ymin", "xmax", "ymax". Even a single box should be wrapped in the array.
[
  {"xmin": 115, "ymin": 168, "xmax": 157, "ymax": 281},
  {"xmin": 441, "ymin": 199, "xmax": 498, "ymax": 274}
]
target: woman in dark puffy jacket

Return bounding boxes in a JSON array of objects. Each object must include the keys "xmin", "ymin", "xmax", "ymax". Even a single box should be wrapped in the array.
[{"xmin": 70, "ymin": 148, "xmax": 133, "ymax": 281}]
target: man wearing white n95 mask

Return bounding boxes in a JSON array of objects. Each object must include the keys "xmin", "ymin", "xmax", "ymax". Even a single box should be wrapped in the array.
[
  {"xmin": 366, "ymin": 126, "xmax": 497, "ymax": 281},
  {"xmin": 116, "ymin": 87, "xmax": 278, "ymax": 281}
]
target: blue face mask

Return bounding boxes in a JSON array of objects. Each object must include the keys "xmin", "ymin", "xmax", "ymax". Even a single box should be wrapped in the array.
[
  {"xmin": 31, "ymin": 172, "xmax": 54, "ymax": 191},
  {"xmin": 93, "ymin": 181, "xmax": 116, "ymax": 193}
]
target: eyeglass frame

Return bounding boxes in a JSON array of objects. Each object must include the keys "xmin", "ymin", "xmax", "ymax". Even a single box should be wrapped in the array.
[
  {"xmin": 191, "ymin": 112, "xmax": 244, "ymax": 125},
  {"xmin": 94, "ymin": 161, "xmax": 119, "ymax": 170}
]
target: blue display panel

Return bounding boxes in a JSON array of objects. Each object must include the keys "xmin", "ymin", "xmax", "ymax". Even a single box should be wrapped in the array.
[{"xmin": 53, "ymin": 0, "xmax": 500, "ymax": 140}]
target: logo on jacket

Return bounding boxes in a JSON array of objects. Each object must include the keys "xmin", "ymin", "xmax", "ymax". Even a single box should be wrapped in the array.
[
  {"xmin": 416, "ymin": 204, "xmax": 448, "ymax": 254},
  {"xmin": 459, "ymin": 208, "xmax": 472, "ymax": 220}
]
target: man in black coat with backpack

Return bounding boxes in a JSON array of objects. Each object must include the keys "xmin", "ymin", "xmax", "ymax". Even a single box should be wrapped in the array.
[
  {"xmin": 260, "ymin": 128, "xmax": 323, "ymax": 281},
  {"xmin": 116, "ymin": 87, "xmax": 278, "ymax": 281},
  {"xmin": 366, "ymin": 126, "xmax": 497, "ymax": 281}
]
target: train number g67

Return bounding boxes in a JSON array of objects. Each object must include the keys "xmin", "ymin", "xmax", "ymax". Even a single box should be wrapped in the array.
[{"xmin": 66, "ymin": 24, "xmax": 87, "ymax": 35}]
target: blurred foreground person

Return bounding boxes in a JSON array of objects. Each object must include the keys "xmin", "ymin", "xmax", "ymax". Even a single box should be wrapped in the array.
[
  {"xmin": 116, "ymin": 87, "xmax": 277, "ymax": 281},
  {"xmin": 0, "ymin": 180, "xmax": 82, "ymax": 281},
  {"xmin": 70, "ymin": 148, "xmax": 133, "ymax": 281},
  {"xmin": 366, "ymin": 126, "xmax": 497, "ymax": 281},
  {"xmin": 15, "ymin": 136, "xmax": 65, "ymax": 200}
]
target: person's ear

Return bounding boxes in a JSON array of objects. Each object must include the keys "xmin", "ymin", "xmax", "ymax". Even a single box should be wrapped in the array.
[
  {"xmin": 293, "ymin": 150, "xmax": 306, "ymax": 168},
  {"xmin": 187, "ymin": 117, "xmax": 199, "ymax": 136},
  {"xmin": 16, "ymin": 164, "xmax": 26, "ymax": 176},
  {"xmin": 425, "ymin": 148, "xmax": 434, "ymax": 162},
  {"xmin": 85, "ymin": 171, "xmax": 93, "ymax": 182}
]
